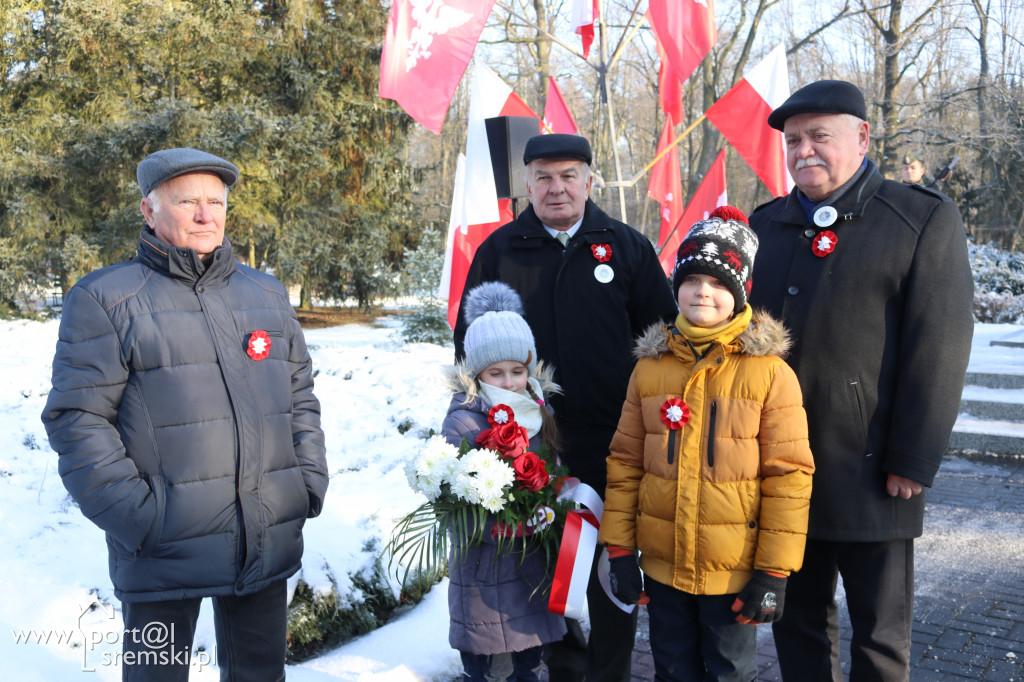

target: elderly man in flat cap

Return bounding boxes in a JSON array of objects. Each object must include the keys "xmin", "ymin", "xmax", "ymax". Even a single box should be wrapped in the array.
[
  {"xmin": 454, "ymin": 134, "xmax": 676, "ymax": 682},
  {"xmin": 42, "ymin": 148, "xmax": 328, "ymax": 681},
  {"xmin": 747, "ymin": 80, "xmax": 973, "ymax": 680}
]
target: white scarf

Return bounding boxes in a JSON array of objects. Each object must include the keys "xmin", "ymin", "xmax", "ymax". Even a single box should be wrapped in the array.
[{"xmin": 478, "ymin": 377, "xmax": 546, "ymax": 438}]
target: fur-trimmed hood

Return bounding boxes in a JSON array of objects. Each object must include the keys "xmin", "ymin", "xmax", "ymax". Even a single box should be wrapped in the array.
[
  {"xmin": 442, "ymin": 360, "xmax": 561, "ymax": 404},
  {"xmin": 633, "ymin": 309, "xmax": 792, "ymax": 361}
]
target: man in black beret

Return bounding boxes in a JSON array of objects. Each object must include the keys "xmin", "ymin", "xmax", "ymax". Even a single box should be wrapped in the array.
[
  {"xmin": 748, "ymin": 80, "xmax": 973, "ymax": 680},
  {"xmin": 454, "ymin": 134, "xmax": 677, "ymax": 682},
  {"xmin": 42, "ymin": 148, "xmax": 328, "ymax": 681}
]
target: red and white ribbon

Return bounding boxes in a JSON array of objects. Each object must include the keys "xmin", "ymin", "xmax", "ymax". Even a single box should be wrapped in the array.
[{"xmin": 548, "ymin": 478, "xmax": 632, "ymax": 617}]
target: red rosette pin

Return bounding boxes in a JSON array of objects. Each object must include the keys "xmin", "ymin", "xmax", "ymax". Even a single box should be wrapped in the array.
[
  {"xmin": 487, "ymin": 404, "xmax": 514, "ymax": 427},
  {"xmin": 812, "ymin": 230, "xmax": 838, "ymax": 258},
  {"xmin": 660, "ymin": 398, "xmax": 690, "ymax": 429},
  {"xmin": 247, "ymin": 330, "xmax": 271, "ymax": 361},
  {"xmin": 591, "ymin": 243, "xmax": 612, "ymax": 263}
]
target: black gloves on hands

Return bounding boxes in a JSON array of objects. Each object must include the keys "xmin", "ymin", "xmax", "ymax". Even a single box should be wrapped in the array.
[
  {"xmin": 607, "ymin": 554, "xmax": 644, "ymax": 605},
  {"xmin": 733, "ymin": 571, "xmax": 787, "ymax": 624}
]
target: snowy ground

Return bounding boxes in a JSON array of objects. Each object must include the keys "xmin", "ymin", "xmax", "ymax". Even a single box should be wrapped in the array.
[{"xmin": 0, "ymin": 316, "xmax": 1019, "ymax": 680}]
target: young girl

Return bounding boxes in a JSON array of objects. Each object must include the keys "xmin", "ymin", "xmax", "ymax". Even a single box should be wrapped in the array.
[
  {"xmin": 442, "ymin": 281, "xmax": 566, "ymax": 682},
  {"xmin": 598, "ymin": 206, "xmax": 816, "ymax": 681}
]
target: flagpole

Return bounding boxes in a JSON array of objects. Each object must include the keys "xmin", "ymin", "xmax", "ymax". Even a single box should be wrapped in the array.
[
  {"xmin": 603, "ymin": 113, "xmax": 706, "ymax": 189},
  {"xmin": 597, "ymin": 1, "xmax": 628, "ymax": 221}
]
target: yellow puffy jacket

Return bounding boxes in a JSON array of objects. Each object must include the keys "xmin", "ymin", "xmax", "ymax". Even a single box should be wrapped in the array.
[{"xmin": 599, "ymin": 309, "xmax": 814, "ymax": 595}]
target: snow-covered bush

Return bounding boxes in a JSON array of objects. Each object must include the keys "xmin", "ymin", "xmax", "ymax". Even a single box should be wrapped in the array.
[
  {"xmin": 398, "ymin": 227, "xmax": 453, "ymax": 346},
  {"xmin": 968, "ymin": 241, "xmax": 1024, "ymax": 322}
]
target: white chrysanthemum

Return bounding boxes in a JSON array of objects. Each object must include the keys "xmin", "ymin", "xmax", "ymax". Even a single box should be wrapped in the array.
[
  {"xmin": 451, "ymin": 472, "xmax": 481, "ymax": 504},
  {"xmin": 460, "ymin": 448, "xmax": 502, "ymax": 476},
  {"xmin": 473, "ymin": 461, "xmax": 514, "ymax": 507},
  {"xmin": 479, "ymin": 492, "xmax": 506, "ymax": 514}
]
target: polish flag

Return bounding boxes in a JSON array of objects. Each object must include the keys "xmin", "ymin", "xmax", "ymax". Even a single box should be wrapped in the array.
[
  {"xmin": 658, "ymin": 148, "xmax": 728, "ymax": 276},
  {"xmin": 379, "ymin": 0, "xmax": 497, "ymax": 134},
  {"xmin": 705, "ymin": 44, "xmax": 792, "ymax": 197},
  {"xmin": 648, "ymin": 116, "xmax": 683, "ymax": 265},
  {"xmin": 572, "ymin": 0, "xmax": 599, "ymax": 59},
  {"xmin": 440, "ymin": 62, "xmax": 540, "ymax": 327},
  {"xmin": 648, "ymin": 0, "xmax": 717, "ymax": 87},
  {"xmin": 543, "ymin": 77, "xmax": 579, "ymax": 134}
]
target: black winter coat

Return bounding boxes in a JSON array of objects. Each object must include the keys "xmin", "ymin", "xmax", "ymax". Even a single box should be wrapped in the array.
[
  {"xmin": 453, "ymin": 200, "xmax": 677, "ymax": 494},
  {"xmin": 42, "ymin": 229, "xmax": 328, "ymax": 602},
  {"xmin": 748, "ymin": 161, "xmax": 973, "ymax": 541}
]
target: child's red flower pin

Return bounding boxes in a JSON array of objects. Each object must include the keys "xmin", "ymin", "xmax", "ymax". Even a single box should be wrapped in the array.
[
  {"xmin": 660, "ymin": 398, "xmax": 690, "ymax": 429},
  {"xmin": 487, "ymin": 404, "xmax": 514, "ymax": 427}
]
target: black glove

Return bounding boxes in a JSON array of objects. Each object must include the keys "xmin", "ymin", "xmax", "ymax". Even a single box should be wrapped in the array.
[
  {"xmin": 733, "ymin": 571, "xmax": 787, "ymax": 623},
  {"xmin": 607, "ymin": 554, "xmax": 643, "ymax": 604}
]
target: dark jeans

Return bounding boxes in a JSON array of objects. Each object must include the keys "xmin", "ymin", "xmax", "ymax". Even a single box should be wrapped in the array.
[
  {"xmin": 544, "ymin": 551, "xmax": 639, "ymax": 682},
  {"xmin": 645, "ymin": 577, "xmax": 757, "ymax": 682},
  {"xmin": 461, "ymin": 646, "xmax": 545, "ymax": 681},
  {"xmin": 772, "ymin": 538, "xmax": 914, "ymax": 682},
  {"xmin": 121, "ymin": 579, "xmax": 288, "ymax": 682}
]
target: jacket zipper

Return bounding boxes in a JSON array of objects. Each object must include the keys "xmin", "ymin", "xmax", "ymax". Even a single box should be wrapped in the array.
[{"xmin": 707, "ymin": 400, "xmax": 717, "ymax": 468}]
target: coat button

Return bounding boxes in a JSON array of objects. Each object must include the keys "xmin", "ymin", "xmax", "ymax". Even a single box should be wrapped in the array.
[
  {"xmin": 804, "ymin": 228, "xmax": 816, "ymax": 238},
  {"xmin": 749, "ymin": 521, "xmax": 756, "ymax": 528},
  {"xmin": 197, "ymin": 285, "xmax": 205, "ymax": 293},
  {"xmin": 787, "ymin": 286, "xmax": 799, "ymax": 296}
]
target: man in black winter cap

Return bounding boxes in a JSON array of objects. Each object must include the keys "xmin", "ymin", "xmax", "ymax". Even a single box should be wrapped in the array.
[
  {"xmin": 454, "ymin": 133, "xmax": 677, "ymax": 682},
  {"xmin": 43, "ymin": 148, "xmax": 328, "ymax": 681},
  {"xmin": 748, "ymin": 80, "xmax": 974, "ymax": 680}
]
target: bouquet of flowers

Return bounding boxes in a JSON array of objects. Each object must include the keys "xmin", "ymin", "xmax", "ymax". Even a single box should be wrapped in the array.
[{"xmin": 387, "ymin": 404, "xmax": 573, "ymax": 589}]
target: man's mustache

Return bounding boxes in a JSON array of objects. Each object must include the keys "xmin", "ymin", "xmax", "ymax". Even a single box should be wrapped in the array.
[{"xmin": 795, "ymin": 158, "xmax": 828, "ymax": 170}]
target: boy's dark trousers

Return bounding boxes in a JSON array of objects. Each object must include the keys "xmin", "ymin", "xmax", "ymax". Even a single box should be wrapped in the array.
[
  {"xmin": 120, "ymin": 579, "xmax": 288, "ymax": 682},
  {"xmin": 645, "ymin": 577, "xmax": 757, "ymax": 682},
  {"xmin": 543, "ymin": 551, "xmax": 639, "ymax": 682}
]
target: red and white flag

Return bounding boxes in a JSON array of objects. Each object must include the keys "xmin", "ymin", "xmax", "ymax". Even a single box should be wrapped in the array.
[
  {"xmin": 543, "ymin": 77, "xmax": 579, "ymax": 134},
  {"xmin": 379, "ymin": 0, "xmax": 497, "ymax": 134},
  {"xmin": 440, "ymin": 62, "xmax": 540, "ymax": 327},
  {"xmin": 648, "ymin": 116, "xmax": 683, "ymax": 266},
  {"xmin": 572, "ymin": 0, "xmax": 599, "ymax": 59},
  {"xmin": 658, "ymin": 148, "xmax": 728, "ymax": 276},
  {"xmin": 653, "ymin": 24, "xmax": 684, "ymax": 123},
  {"xmin": 705, "ymin": 44, "xmax": 792, "ymax": 197},
  {"xmin": 648, "ymin": 0, "xmax": 717, "ymax": 87}
]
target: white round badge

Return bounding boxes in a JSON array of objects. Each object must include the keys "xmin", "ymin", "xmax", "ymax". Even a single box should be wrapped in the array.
[
  {"xmin": 594, "ymin": 264, "xmax": 615, "ymax": 284},
  {"xmin": 813, "ymin": 206, "xmax": 838, "ymax": 228}
]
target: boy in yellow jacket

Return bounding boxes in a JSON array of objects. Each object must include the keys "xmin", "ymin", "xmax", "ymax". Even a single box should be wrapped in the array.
[{"xmin": 599, "ymin": 206, "xmax": 815, "ymax": 681}]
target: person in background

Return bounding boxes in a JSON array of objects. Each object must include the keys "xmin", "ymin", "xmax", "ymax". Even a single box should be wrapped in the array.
[
  {"xmin": 454, "ymin": 133, "xmax": 677, "ymax": 682},
  {"xmin": 749, "ymin": 80, "xmax": 973, "ymax": 680},
  {"xmin": 442, "ymin": 281, "xmax": 567, "ymax": 682},
  {"xmin": 900, "ymin": 155, "xmax": 930, "ymax": 185},
  {"xmin": 42, "ymin": 148, "xmax": 328, "ymax": 682},
  {"xmin": 600, "ymin": 206, "xmax": 814, "ymax": 682}
]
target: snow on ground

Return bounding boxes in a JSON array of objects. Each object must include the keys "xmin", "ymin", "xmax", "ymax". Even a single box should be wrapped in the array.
[{"xmin": 0, "ymin": 316, "xmax": 1020, "ymax": 680}]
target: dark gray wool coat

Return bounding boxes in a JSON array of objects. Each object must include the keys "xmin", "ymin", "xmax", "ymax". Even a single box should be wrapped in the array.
[
  {"xmin": 749, "ymin": 160, "xmax": 973, "ymax": 542},
  {"xmin": 441, "ymin": 363, "xmax": 567, "ymax": 655},
  {"xmin": 42, "ymin": 228, "xmax": 328, "ymax": 602}
]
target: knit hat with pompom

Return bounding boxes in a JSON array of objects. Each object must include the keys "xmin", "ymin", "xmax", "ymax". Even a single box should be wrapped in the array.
[
  {"xmin": 462, "ymin": 282, "xmax": 538, "ymax": 378},
  {"xmin": 671, "ymin": 205, "xmax": 759, "ymax": 313}
]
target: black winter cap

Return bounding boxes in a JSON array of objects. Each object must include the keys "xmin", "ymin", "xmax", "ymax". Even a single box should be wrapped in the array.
[
  {"xmin": 523, "ymin": 134, "xmax": 592, "ymax": 165},
  {"xmin": 767, "ymin": 80, "xmax": 867, "ymax": 131}
]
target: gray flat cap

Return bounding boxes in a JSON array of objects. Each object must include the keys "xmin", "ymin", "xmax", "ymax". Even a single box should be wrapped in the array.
[
  {"xmin": 767, "ymin": 80, "xmax": 867, "ymax": 131},
  {"xmin": 137, "ymin": 148, "xmax": 239, "ymax": 196},
  {"xmin": 523, "ymin": 133, "xmax": 592, "ymax": 165}
]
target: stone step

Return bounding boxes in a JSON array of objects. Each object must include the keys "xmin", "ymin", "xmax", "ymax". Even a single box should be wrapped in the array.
[
  {"xmin": 958, "ymin": 385, "xmax": 1024, "ymax": 422},
  {"xmin": 963, "ymin": 371, "xmax": 1024, "ymax": 390},
  {"xmin": 949, "ymin": 415, "xmax": 1024, "ymax": 456}
]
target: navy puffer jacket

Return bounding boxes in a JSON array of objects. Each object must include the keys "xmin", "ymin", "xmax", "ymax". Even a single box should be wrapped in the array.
[{"xmin": 42, "ymin": 229, "xmax": 328, "ymax": 602}]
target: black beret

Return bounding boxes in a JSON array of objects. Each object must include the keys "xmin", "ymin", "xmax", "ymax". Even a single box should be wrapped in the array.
[
  {"xmin": 767, "ymin": 80, "xmax": 867, "ymax": 131},
  {"xmin": 522, "ymin": 134, "xmax": 592, "ymax": 165},
  {"xmin": 137, "ymin": 148, "xmax": 239, "ymax": 197}
]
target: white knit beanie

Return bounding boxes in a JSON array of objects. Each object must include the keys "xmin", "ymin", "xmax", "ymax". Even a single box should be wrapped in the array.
[{"xmin": 463, "ymin": 282, "xmax": 537, "ymax": 378}]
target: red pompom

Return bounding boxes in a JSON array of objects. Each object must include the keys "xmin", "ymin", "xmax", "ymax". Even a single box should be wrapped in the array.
[{"xmin": 709, "ymin": 205, "xmax": 749, "ymax": 225}]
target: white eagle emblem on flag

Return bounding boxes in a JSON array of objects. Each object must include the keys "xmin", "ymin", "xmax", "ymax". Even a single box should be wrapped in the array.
[{"xmin": 406, "ymin": 0, "xmax": 474, "ymax": 72}]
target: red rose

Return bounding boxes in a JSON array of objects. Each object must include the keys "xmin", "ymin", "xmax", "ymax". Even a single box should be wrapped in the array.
[
  {"xmin": 513, "ymin": 451, "xmax": 549, "ymax": 492},
  {"xmin": 476, "ymin": 421, "xmax": 530, "ymax": 458}
]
